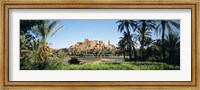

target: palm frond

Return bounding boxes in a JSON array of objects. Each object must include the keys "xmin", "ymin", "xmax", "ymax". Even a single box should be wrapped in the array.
[
  {"xmin": 166, "ymin": 22, "xmax": 173, "ymax": 33},
  {"xmin": 48, "ymin": 20, "xmax": 60, "ymax": 34},
  {"xmin": 155, "ymin": 24, "xmax": 161, "ymax": 36},
  {"xmin": 50, "ymin": 26, "xmax": 64, "ymax": 37},
  {"xmin": 169, "ymin": 20, "xmax": 180, "ymax": 30}
]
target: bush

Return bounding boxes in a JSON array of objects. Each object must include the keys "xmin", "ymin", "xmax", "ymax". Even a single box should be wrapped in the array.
[
  {"xmin": 20, "ymin": 57, "xmax": 64, "ymax": 70},
  {"xmin": 35, "ymin": 58, "xmax": 64, "ymax": 70},
  {"xmin": 53, "ymin": 50, "xmax": 65, "ymax": 59},
  {"xmin": 20, "ymin": 59, "xmax": 33, "ymax": 70},
  {"xmin": 68, "ymin": 57, "xmax": 80, "ymax": 64}
]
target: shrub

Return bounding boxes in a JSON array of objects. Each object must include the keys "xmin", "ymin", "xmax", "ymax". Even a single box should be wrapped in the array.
[
  {"xmin": 20, "ymin": 57, "xmax": 64, "ymax": 70},
  {"xmin": 68, "ymin": 57, "xmax": 80, "ymax": 64},
  {"xmin": 20, "ymin": 59, "xmax": 33, "ymax": 70},
  {"xmin": 31, "ymin": 57, "xmax": 64, "ymax": 70},
  {"xmin": 53, "ymin": 50, "xmax": 65, "ymax": 59}
]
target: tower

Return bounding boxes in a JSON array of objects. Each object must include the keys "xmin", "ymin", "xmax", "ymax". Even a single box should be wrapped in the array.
[{"xmin": 108, "ymin": 40, "xmax": 110, "ymax": 45}]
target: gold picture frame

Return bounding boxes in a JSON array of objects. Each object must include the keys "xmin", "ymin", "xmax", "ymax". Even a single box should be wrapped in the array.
[{"xmin": 0, "ymin": 0, "xmax": 199, "ymax": 90}]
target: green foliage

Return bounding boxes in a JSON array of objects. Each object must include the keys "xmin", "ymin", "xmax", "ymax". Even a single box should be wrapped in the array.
[
  {"xmin": 62, "ymin": 61, "xmax": 179, "ymax": 70},
  {"xmin": 20, "ymin": 59, "xmax": 33, "ymax": 70},
  {"xmin": 33, "ymin": 20, "xmax": 64, "ymax": 43},
  {"xmin": 20, "ymin": 57, "xmax": 64, "ymax": 70},
  {"xmin": 136, "ymin": 20, "xmax": 156, "ymax": 60},
  {"xmin": 20, "ymin": 20, "xmax": 65, "ymax": 70},
  {"xmin": 32, "ymin": 58, "xmax": 64, "ymax": 70},
  {"xmin": 165, "ymin": 32, "xmax": 180, "ymax": 65},
  {"xmin": 144, "ymin": 45, "xmax": 162, "ymax": 61},
  {"xmin": 116, "ymin": 20, "xmax": 137, "ymax": 33},
  {"xmin": 53, "ymin": 50, "xmax": 65, "ymax": 59},
  {"xmin": 155, "ymin": 20, "xmax": 180, "ymax": 60},
  {"xmin": 20, "ymin": 20, "xmax": 45, "ymax": 42},
  {"xmin": 69, "ymin": 48, "xmax": 117, "ymax": 57},
  {"xmin": 116, "ymin": 20, "xmax": 138, "ymax": 61},
  {"xmin": 20, "ymin": 35, "xmax": 41, "ymax": 62},
  {"xmin": 20, "ymin": 20, "xmax": 45, "ymax": 33},
  {"xmin": 116, "ymin": 19, "xmax": 180, "ymax": 65}
]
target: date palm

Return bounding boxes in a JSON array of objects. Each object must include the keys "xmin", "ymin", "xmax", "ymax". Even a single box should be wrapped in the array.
[
  {"xmin": 137, "ymin": 20, "xmax": 156, "ymax": 60},
  {"xmin": 34, "ymin": 20, "xmax": 64, "ymax": 43},
  {"xmin": 165, "ymin": 32, "xmax": 180, "ymax": 64},
  {"xmin": 156, "ymin": 20, "xmax": 180, "ymax": 60},
  {"xmin": 144, "ymin": 37, "xmax": 154, "ymax": 48},
  {"xmin": 33, "ymin": 20, "xmax": 64, "ymax": 61},
  {"xmin": 116, "ymin": 20, "xmax": 137, "ymax": 61},
  {"xmin": 131, "ymin": 36, "xmax": 138, "ymax": 61},
  {"xmin": 20, "ymin": 35, "xmax": 40, "ymax": 62},
  {"xmin": 136, "ymin": 28, "xmax": 152, "ymax": 60},
  {"xmin": 117, "ymin": 20, "xmax": 138, "ymax": 33},
  {"xmin": 118, "ymin": 36, "xmax": 126, "ymax": 60},
  {"xmin": 118, "ymin": 32, "xmax": 130, "ymax": 60}
]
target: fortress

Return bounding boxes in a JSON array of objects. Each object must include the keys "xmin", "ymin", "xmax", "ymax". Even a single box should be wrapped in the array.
[{"xmin": 68, "ymin": 39, "xmax": 116, "ymax": 52}]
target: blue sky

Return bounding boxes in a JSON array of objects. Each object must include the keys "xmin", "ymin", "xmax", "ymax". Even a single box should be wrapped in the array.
[
  {"xmin": 48, "ymin": 20, "xmax": 120, "ymax": 49},
  {"xmin": 47, "ymin": 20, "xmax": 180, "ymax": 49}
]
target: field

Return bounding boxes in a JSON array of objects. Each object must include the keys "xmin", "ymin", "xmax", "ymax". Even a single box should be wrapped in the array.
[{"xmin": 62, "ymin": 61, "xmax": 180, "ymax": 70}]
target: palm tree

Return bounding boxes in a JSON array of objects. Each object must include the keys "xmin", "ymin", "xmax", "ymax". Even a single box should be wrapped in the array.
[
  {"xmin": 165, "ymin": 32, "xmax": 180, "ymax": 64},
  {"xmin": 20, "ymin": 35, "xmax": 40, "ymax": 62},
  {"xmin": 116, "ymin": 20, "xmax": 137, "ymax": 61},
  {"xmin": 20, "ymin": 35, "xmax": 42, "ymax": 69},
  {"xmin": 118, "ymin": 36, "xmax": 126, "ymax": 60},
  {"xmin": 153, "ymin": 39, "xmax": 162, "ymax": 52},
  {"xmin": 118, "ymin": 32, "xmax": 129, "ymax": 60},
  {"xmin": 33, "ymin": 20, "xmax": 64, "ymax": 61},
  {"xmin": 116, "ymin": 20, "xmax": 137, "ymax": 33},
  {"xmin": 131, "ymin": 36, "xmax": 138, "ymax": 61},
  {"xmin": 136, "ymin": 20, "xmax": 156, "ymax": 60},
  {"xmin": 34, "ymin": 20, "xmax": 64, "ymax": 44},
  {"xmin": 150, "ymin": 39, "xmax": 163, "ymax": 61},
  {"xmin": 155, "ymin": 20, "xmax": 180, "ymax": 60},
  {"xmin": 144, "ymin": 37, "xmax": 154, "ymax": 48},
  {"xmin": 136, "ymin": 28, "xmax": 152, "ymax": 60}
]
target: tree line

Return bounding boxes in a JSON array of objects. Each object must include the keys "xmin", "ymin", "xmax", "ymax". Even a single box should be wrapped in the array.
[{"xmin": 116, "ymin": 20, "xmax": 180, "ymax": 65}]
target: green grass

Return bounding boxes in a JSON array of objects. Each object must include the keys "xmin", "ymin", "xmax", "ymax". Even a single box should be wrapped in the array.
[{"xmin": 61, "ymin": 61, "xmax": 180, "ymax": 70}]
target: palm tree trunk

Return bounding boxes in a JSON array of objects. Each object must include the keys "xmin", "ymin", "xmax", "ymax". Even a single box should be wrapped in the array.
[
  {"xmin": 161, "ymin": 21, "xmax": 166, "ymax": 61},
  {"xmin": 132, "ymin": 45, "xmax": 137, "ymax": 61},
  {"xmin": 141, "ymin": 35, "xmax": 144, "ymax": 60},
  {"xmin": 123, "ymin": 50, "xmax": 126, "ymax": 60},
  {"xmin": 129, "ymin": 45, "xmax": 132, "ymax": 61},
  {"xmin": 141, "ymin": 20, "xmax": 146, "ymax": 60}
]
